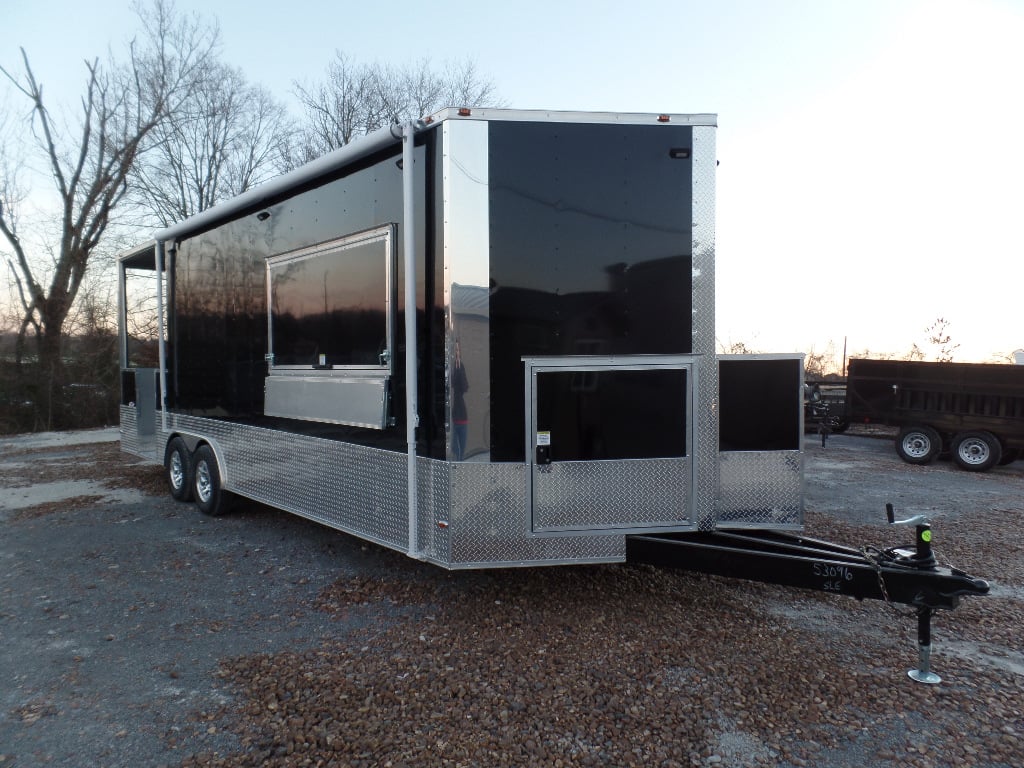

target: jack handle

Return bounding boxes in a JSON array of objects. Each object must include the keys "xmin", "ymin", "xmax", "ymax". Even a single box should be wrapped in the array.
[
  {"xmin": 886, "ymin": 502, "xmax": 929, "ymax": 528},
  {"xmin": 885, "ymin": 503, "xmax": 935, "ymax": 569}
]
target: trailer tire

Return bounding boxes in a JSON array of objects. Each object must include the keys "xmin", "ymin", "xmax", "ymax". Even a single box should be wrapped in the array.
[
  {"xmin": 895, "ymin": 426, "xmax": 941, "ymax": 465},
  {"xmin": 951, "ymin": 431, "xmax": 1002, "ymax": 472},
  {"xmin": 164, "ymin": 437, "xmax": 193, "ymax": 502},
  {"xmin": 192, "ymin": 444, "xmax": 232, "ymax": 516}
]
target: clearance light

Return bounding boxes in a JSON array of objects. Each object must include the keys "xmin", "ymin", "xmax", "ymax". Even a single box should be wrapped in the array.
[
  {"xmin": 657, "ymin": 114, "xmax": 671, "ymax": 123},
  {"xmin": 458, "ymin": 108, "xmax": 472, "ymax": 116}
]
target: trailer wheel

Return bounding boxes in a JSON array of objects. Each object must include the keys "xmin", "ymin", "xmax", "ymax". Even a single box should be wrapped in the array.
[
  {"xmin": 192, "ymin": 444, "xmax": 232, "ymax": 516},
  {"xmin": 164, "ymin": 437, "xmax": 193, "ymax": 502},
  {"xmin": 895, "ymin": 426, "xmax": 941, "ymax": 465},
  {"xmin": 951, "ymin": 431, "xmax": 1002, "ymax": 472}
]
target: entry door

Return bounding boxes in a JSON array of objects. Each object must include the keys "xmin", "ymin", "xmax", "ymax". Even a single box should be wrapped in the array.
[{"xmin": 526, "ymin": 356, "xmax": 697, "ymax": 534}]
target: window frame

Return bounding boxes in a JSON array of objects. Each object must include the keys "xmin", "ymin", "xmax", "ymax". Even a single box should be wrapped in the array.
[{"xmin": 265, "ymin": 224, "xmax": 397, "ymax": 377}]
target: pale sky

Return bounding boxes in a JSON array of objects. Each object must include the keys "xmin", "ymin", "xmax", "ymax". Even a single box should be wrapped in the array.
[{"xmin": 5, "ymin": 0, "xmax": 1024, "ymax": 365}]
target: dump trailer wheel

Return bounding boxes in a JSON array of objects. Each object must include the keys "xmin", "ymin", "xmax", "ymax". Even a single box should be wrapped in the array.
[
  {"xmin": 895, "ymin": 426, "xmax": 941, "ymax": 465},
  {"xmin": 164, "ymin": 437, "xmax": 193, "ymax": 502},
  {"xmin": 951, "ymin": 430, "xmax": 1002, "ymax": 472},
  {"xmin": 192, "ymin": 444, "xmax": 232, "ymax": 516},
  {"xmin": 827, "ymin": 417, "xmax": 850, "ymax": 434}
]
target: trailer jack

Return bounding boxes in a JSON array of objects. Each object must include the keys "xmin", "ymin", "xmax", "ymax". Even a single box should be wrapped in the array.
[{"xmin": 625, "ymin": 503, "xmax": 989, "ymax": 684}]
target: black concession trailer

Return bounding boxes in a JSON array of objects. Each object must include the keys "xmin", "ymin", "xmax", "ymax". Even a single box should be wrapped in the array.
[
  {"xmin": 120, "ymin": 108, "xmax": 808, "ymax": 568},
  {"xmin": 119, "ymin": 109, "xmax": 987, "ymax": 680},
  {"xmin": 846, "ymin": 357, "xmax": 1024, "ymax": 471}
]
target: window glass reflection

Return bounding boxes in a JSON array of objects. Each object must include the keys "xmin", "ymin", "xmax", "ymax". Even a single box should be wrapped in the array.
[
  {"xmin": 124, "ymin": 267, "xmax": 164, "ymax": 368},
  {"xmin": 488, "ymin": 121, "xmax": 694, "ymax": 461},
  {"xmin": 270, "ymin": 237, "xmax": 389, "ymax": 368},
  {"xmin": 537, "ymin": 368, "xmax": 688, "ymax": 461}
]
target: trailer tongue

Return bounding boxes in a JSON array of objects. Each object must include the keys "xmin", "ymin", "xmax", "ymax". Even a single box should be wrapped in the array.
[{"xmin": 626, "ymin": 503, "xmax": 989, "ymax": 684}]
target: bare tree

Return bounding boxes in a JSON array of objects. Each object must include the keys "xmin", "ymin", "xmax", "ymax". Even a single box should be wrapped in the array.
[
  {"xmin": 805, "ymin": 341, "xmax": 841, "ymax": 380},
  {"xmin": 925, "ymin": 317, "xmax": 959, "ymax": 362},
  {"xmin": 904, "ymin": 343, "xmax": 926, "ymax": 361},
  {"xmin": 290, "ymin": 52, "xmax": 382, "ymax": 161},
  {"xmin": 436, "ymin": 59, "xmax": 500, "ymax": 111},
  {"xmin": 292, "ymin": 52, "xmax": 503, "ymax": 162},
  {"xmin": 130, "ymin": 61, "xmax": 294, "ymax": 227},
  {"xmin": 716, "ymin": 338, "xmax": 758, "ymax": 355},
  {"xmin": 0, "ymin": 0, "xmax": 218, "ymax": 427}
]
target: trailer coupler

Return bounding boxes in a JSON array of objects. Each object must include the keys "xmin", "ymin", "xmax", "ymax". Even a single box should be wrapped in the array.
[{"xmin": 625, "ymin": 503, "xmax": 989, "ymax": 684}]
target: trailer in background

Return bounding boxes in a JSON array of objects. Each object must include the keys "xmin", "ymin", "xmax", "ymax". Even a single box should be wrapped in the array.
[
  {"xmin": 845, "ymin": 357, "xmax": 1024, "ymax": 471},
  {"xmin": 804, "ymin": 380, "xmax": 849, "ymax": 434}
]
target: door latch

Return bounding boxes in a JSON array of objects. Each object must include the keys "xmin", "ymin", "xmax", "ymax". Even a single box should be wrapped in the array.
[{"xmin": 536, "ymin": 445, "xmax": 552, "ymax": 465}]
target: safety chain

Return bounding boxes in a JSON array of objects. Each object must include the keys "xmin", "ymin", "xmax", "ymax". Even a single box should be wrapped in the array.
[{"xmin": 860, "ymin": 544, "xmax": 918, "ymax": 618}]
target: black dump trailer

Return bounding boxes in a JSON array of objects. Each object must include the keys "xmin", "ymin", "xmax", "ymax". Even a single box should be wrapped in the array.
[{"xmin": 846, "ymin": 357, "xmax": 1024, "ymax": 471}]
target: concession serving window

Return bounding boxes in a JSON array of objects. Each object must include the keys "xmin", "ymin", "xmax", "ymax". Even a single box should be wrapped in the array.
[{"xmin": 263, "ymin": 225, "xmax": 396, "ymax": 428}]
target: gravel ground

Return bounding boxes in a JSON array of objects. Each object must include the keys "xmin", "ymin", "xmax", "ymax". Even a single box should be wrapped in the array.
[{"xmin": 1, "ymin": 428, "xmax": 1022, "ymax": 768}]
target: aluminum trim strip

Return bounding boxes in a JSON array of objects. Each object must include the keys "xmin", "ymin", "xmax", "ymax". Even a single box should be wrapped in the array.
[
  {"xmin": 692, "ymin": 125, "xmax": 718, "ymax": 530},
  {"xmin": 426, "ymin": 108, "xmax": 717, "ymax": 127}
]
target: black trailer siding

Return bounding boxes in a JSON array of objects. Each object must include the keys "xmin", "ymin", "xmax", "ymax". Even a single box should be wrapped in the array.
[
  {"xmin": 487, "ymin": 121, "xmax": 695, "ymax": 461},
  {"xmin": 168, "ymin": 134, "xmax": 447, "ymax": 458},
  {"xmin": 846, "ymin": 358, "xmax": 1024, "ymax": 450}
]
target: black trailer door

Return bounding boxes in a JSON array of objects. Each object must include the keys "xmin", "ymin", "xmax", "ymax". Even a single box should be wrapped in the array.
[{"xmin": 525, "ymin": 356, "xmax": 697, "ymax": 533}]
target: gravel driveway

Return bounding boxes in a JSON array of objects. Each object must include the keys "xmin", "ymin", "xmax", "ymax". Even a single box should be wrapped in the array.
[{"xmin": 1, "ymin": 428, "xmax": 1021, "ymax": 767}]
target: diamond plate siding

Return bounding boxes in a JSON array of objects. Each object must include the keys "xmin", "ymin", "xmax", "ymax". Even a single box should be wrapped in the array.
[
  {"xmin": 120, "ymin": 406, "xmax": 141, "ymax": 456},
  {"xmin": 449, "ymin": 462, "xmax": 625, "ymax": 567},
  {"xmin": 147, "ymin": 414, "xmax": 452, "ymax": 564},
  {"xmin": 168, "ymin": 414, "xmax": 411, "ymax": 551},
  {"xmin": 533, "ymin": 458, "xmax": 691, "ymax": 531},
  {"xmin": 119, "ymin": 405, "xmax": 161, "ymax": 461},
  {"xmin": 142, "ymin": 414, "xmax": 623, "ymax": 567},
  {"xmin": 717, "ymin": 451, "xmax": 802, "ymax": 528},
  {"xmin": 416, "ymin": 456, "xmax": 451, "ymax": 565},
  {"xmin": 692, "ymin": 126, "xmax": 718, "ymax": 530}
]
